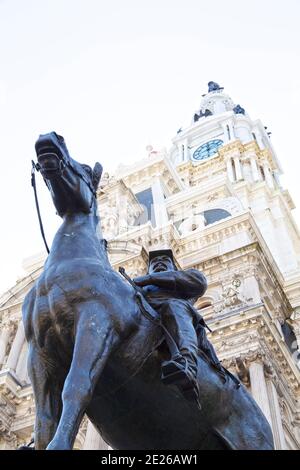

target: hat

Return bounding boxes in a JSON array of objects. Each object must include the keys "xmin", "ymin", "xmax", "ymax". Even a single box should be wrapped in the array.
[{"xmin": 148, "ymin": 249, "xmax": 177, "ymax": 269}]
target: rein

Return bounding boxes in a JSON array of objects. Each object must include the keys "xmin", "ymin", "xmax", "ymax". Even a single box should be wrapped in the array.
[{"xmin": 31, "ymin": 161, "xmax": 50, "ymax": 254}]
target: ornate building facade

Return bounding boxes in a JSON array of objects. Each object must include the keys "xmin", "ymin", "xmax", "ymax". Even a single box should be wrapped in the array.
[{"xmin": 0, "ymin": 82, "xmax": 300, "ymax": 449}]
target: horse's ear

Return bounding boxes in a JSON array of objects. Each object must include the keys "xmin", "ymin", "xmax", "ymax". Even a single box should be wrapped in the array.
[{"xmin": 92, "ymin": 162, "xmax": 103, "ymax": 190}]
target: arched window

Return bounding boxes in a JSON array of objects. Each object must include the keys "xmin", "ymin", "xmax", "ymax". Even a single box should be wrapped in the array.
[
  {"xmin": 281, "ymin": 322, "xmax": 299, "ymax": 359},
  {"xmin": 195, "ymin": 298, "xmax": 213, "ymax": 310},
  {"xmin": 134, "ymin": 188, "xmax": 156, "ymax": 227},
  {"xmin": 199, "ymin": 301, "xmax": 212, "ymax": 309},
  {"xmin": 203, "ymin": 209, "xmax": 231, "ymax": 226}
]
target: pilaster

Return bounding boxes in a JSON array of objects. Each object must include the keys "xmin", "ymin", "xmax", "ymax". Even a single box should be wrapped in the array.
[{"xmin": 6, "ymin": 322, "xmax": 25, "ymax": 372}]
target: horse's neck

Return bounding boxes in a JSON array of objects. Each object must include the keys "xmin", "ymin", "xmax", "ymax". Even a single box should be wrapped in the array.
[{"xmin": 47, "ymin": 212, "xmax": 106, "ymax": 265}]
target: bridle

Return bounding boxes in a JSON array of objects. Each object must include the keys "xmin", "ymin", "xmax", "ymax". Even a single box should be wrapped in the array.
[{"xmin": 31, "ymin": 150, "xmax": 96, "ymax": 255}]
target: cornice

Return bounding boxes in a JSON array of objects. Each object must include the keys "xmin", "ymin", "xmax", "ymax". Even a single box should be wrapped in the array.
[
  {"xmin": 0, "ymin": 371, "xmax": 23, "ymax": 406},
  {"xmin": 209, "ymin": 305, "xmax": 300, "ymax": 396},
  {"xmin": 218, "ymin": 140, "xmax": 244, "ymax": 156},
  {"xmin": 113, "ymin": 156, "xmax": 184, "ymax": 195},
  {"xmin": 165, "ymin": 174, "xmax": 231, "ymax": 209},
  {"xmin": 0, "ymin": 267, "xmax": 42, "ymax": 309}
]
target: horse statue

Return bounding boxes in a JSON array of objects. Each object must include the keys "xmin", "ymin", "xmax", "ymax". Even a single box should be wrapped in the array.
[{"xmin": 22, "ymin": 132, "xmax": 274, "ymax": 450}]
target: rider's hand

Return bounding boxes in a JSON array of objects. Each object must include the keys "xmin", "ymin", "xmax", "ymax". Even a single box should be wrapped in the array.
[{"xmin": 134, "ymin": 275, "xmax": 153, "ymax": 287}]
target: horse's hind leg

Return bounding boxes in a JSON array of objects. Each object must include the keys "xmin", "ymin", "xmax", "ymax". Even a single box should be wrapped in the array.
[
  {"xmin": 47, "ymin": 302, "xmax": 117, "ymax": 450},
  {"xmin": 27, "ymin": 343, "xmax": 63, "ymax": 449}
]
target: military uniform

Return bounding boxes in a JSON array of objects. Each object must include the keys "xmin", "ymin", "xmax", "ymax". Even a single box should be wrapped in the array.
[{"xmin": 134, "ymin": 250, "xmax": 222, "ymax": 404}]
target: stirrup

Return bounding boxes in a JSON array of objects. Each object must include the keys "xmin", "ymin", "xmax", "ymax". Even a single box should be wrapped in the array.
[
  {"xmin": 161, "ymin": 358, "xmax": 190, "ymax": 385},
  {"xmin": 161, "ymin": 360, "xmax": 202, "ymax": 410}
]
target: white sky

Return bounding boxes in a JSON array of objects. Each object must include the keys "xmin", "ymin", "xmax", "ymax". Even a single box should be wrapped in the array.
[{"xmin": 0, "ymin": 0, "xmax": 299, "ymax": 294}]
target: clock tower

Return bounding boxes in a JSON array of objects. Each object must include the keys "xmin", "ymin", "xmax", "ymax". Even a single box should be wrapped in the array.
[
  {"xmin": 170, "ymin": 81, "xmax": 274, "ymax": 167},
  {"xmin": 169, "ymin": 82, "xmax": 296, "ymax": 278}
]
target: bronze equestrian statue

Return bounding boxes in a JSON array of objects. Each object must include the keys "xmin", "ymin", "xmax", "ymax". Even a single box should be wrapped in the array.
[{"xmin": 22, "ymin": 132, "xmax": 274, "ymax": 450}]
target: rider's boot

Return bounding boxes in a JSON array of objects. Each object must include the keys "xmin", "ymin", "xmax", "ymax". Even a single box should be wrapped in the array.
[{"xmin": 161, "ymin": 352, "xmax": 201, "ymax": 409}]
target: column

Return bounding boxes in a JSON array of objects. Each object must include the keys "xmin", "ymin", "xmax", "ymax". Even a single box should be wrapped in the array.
[
  {"xmin": 273, "ymin": 170, "xmax": 282, "ymax": 189},
  {"xmin": 0, "ymin": 327, "xmax": 11, "ymax": 368},
  {"xmin": 151, "ymin": 178, "xmax": 168, "ymax": 228},
  {"xmin": 183, "ymin": 139, "xmax": 189, "ymax": 162},
  {"xmin": 255, "ymin": 130, "xmax": 264, "ymax": 149},
  {"xmin": 266, "ymin": 380, "xmax": 287, "ymax": 449},
  {"xmin": 226, "ymin": 159, "xmax": 235, "ymax": 182},
  {"xmin": 233, "ymin": 156, "xmax": 243, "ymax": 181},
  {"xmin": 221, "ymin": 123, "xmax": 230, "ymax": 143},
  {"xmin": 250, "ymin": 155, "xmax": 259, "ymax": 182},
  {"xmin": 83, "ymin": 421, "xmax": 109, "ymax": 450},
  {"xmin": 228, "ymin": 121, "xmax": 235, "ymax": 140},
  {"xmin": 290, "ymin": 309, "xmax": 300, "ymax": 351},
  {"xmin": 16, "ymin": 341, "xmax": 29, "ymax": 383},
  {"xmin": 263, "ymin": 164, "xmax": 274, "ymax": 189},
  {"xmin": 249, "ymin": 361, "xmax": 272, "ymax": 426},
  {"xmin": 177, "ymin": 143, "xmax": 184, "ymax": 163},
  {"xmin": 6, "ymin": 321, "xmax": 25, "ymax": 371}
]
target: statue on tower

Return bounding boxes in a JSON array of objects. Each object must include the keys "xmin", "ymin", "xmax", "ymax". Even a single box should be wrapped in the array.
[
  {"xmin": 194, "ymin": 109, "xmax": 213, "ymax": 122},
  {"xmin": 233, "ymin": 104, "xmax": 246, "ymax": 115},
  {"xmin": 208, "ymin": 81, "xmax": 223, "ymax": 92}
]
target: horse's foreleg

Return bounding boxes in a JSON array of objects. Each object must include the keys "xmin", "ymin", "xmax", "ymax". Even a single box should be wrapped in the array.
[
  {"xmin": 27, "ymin": 343, "xmax": 63, "ymax": 449},
  {"xmin": 47, "ymin": 303, "xmax": 116, "ymax": 450}
]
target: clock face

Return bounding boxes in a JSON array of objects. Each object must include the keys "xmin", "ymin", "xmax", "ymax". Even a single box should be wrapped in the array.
[{"xmin": 192, "ymin": 139, "xmax": 223, "ymax": 161}]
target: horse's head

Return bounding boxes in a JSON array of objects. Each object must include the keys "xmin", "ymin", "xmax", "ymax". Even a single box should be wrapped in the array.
[{"xmin": 35, "ymin": 132, "xmax": 102, "ymax": 217}]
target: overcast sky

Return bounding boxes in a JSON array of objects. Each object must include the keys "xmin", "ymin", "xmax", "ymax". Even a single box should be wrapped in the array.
[{"xmin": 0, "ymin": 0, "xmax": 299, "ymax": 294}]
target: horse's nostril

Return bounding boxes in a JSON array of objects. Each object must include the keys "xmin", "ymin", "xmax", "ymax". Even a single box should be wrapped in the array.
[
  {"xmin": 41, "ymin": 159, "xmax": 57, "ymax": 168},
  {"xmin": 38, "ymin": 153, "xmax": 60, "ymax": 170}
]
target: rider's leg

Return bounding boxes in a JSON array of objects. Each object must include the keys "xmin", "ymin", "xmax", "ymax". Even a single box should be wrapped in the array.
[
  {"xmin": 160, "ymin": 299, "xmax": 199, "ymax": 362},
  {"xmin": 159, "ymin": 300, "xmax": 200, "ymax": 400}
]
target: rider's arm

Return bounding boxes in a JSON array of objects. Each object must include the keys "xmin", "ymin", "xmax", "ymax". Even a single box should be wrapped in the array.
[{"xmin": 134, "ymin": 269, "xmax": 207, "ymax": 299}]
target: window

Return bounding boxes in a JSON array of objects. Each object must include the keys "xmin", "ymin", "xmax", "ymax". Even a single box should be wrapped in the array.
[
  {"xmin": 226, "ymin": 125, "xmax": 231, "ymax": 140},
  {"xmin": 134, "ymin": 188, "xmax": 156, "ymax": 227},
  {"xmin": 231, "ymin": 158, "xmax": 236, "ymax": 181},
  {"xmin": 173, "ymin": 209, "xmax": 231, "ymax": 232},
  {"xmin": 203, "ymin": 209, "xmax": 231, "ymax": 226},
  {"xmin": 281, "ymin": 322, "xmax": 300, "ymax": 360}
]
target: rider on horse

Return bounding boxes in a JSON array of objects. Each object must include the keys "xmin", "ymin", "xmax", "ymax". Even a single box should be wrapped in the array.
[{"xmin": 134, "ymin": 249, "xmax": 222, "ymax": 404}]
